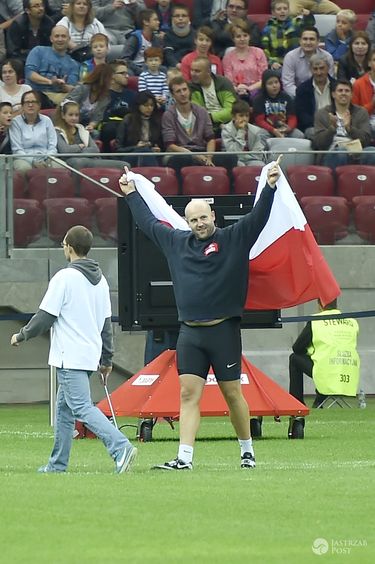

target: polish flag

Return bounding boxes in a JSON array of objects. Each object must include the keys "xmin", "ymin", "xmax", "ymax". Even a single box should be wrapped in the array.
[{"xmin": 126, "ymin": 165, "xmax": 340, "ymax": 310}]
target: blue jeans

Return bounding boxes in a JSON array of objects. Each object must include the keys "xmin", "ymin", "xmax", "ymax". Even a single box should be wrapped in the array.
[
  {"xmin": 323, "ymin": 146, "xmax": 375, "ymax": 169},
  {"xmin": 46, "ymin": 368, "xmax": 130, "ymax": 471}
]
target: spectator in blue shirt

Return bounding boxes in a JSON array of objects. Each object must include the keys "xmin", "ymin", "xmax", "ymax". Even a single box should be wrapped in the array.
[
  {"xmin": 324, "ymin": 9, "xmax": 356, "ymax": 62},
  {"xmin": 25, "ymin": 24, "xmax": 80, "ymax": 107}
]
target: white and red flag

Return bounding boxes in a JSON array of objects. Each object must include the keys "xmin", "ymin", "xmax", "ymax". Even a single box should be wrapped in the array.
[{"xmin": 126, "ymin": 164, "xmax": 340, "ymax": 310}]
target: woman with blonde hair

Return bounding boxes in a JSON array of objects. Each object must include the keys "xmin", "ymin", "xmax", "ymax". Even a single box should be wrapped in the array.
[
  {"xmin": 222, "ymin": 19, "xmax": 267, "ymax": 102},
  {"xmin": 57, "ymin": 0, "xmax": 108, "ymax": 62}
]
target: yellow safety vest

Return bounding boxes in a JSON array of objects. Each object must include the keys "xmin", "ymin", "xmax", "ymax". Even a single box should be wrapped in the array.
[{"xmin": 307, "ymin": 310, "xmax": 360, "ymax": 396}]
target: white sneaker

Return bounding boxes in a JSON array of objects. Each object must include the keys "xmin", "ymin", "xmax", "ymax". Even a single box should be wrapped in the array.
[{"xmin": 115, "ymin": 445, "xmax": 137, "ymax": 474}]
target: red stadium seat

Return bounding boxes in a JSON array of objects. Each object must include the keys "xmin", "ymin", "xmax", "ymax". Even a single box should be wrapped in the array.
[
  {"xmin": 232, "ymin": 166, "xmax": 263, "ymax": 194},
  {"xmin": 250, "ymin": 13, "xmax": 270, "ymax": 30},
  {"xmin": 181, "ymin": 168, "xmax": 230, "ymax": 195},
  {"xmin": 247, "ymin": 0, "xmax": 271, "ymax": 13},
  {"xmin": 44, "ymin": 198, "xmax": 93, "ymax": 241},
  {"xmin": 127, "ymin": 76, "xmax": 139, "ymax": 92},
  {"xmin": 79, "ymin": 167, "xmax": 122, "ymax": 201},
  {"xmin": 336, "ymin": 165, "xmax": 375, "ymax": 205},
  {"xmin": 13, "ymin": 172, "xmax": 26, "ymax": 198},
  {"xmin": 26, "ymin": 168, "xmax": 75, "ymax": 202},
  {"xmin": 95, "ymin": 198, "xmax": 118, "ymax": 241},
  {"xmin": 300, "ymin": 196, "xmax": 350, "ymax": 244},
  {"xmin": 287, "ymin": 166, "xmax": 335, "ymax": 200},
  {"xmin": 180, "ymin": 166, "xmax": 227, "ymax": 178},
  {"xmin": 352, "ymin": 196, "xmax": 375, "ymax": 243},
  {"xmin": 131, "ymin": 167, "xmax": 179, "ymax": 195},
  {"xmin": 39, "ymin": 108, "xmax": 56, "ymax": 119},
  {"xmin": 13, "ymin": 199, "xmax": 44, "ymax": 247}
]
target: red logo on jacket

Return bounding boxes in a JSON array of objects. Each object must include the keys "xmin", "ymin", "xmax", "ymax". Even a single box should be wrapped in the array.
[{"xmin": 204, "ymin": 242, "xmax": 219, "ymax": 256}]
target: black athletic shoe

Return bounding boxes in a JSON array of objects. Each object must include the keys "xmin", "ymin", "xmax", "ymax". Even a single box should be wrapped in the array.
[
  {"xmin": 152, "ymin": 457, "xmax": 192, "ymax": 470},
  {"xmin": 240, "ymin": 452, "xmax": 256, "ymax": 469}
]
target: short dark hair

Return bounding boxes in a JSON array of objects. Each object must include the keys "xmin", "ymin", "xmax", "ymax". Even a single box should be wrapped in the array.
[
  {"xmin": 0, "ymin": 101, "xmax": 13, "ymax": 111},
  {"xmin": 24, "ymin": 0, "xmax": 45, "ymax": 10},
  {"xmin": 232, "ymin": 100, "xmax": 251, "ymax": 115},
  {"xmin": 300, "ymin": 26, "xmax": 320, "ymax": 39},
  {"xmin": 1, "ymin": 58, "xmax": 24, "ymax": 81},
  {"xmin": 333, "ymin": 79, "xmax": 352, "ymax": 91},
  {"xmin": 21, "ymin": 89, "xmax": 41, "ymax": 105},
  {"xmin": 65, "ymin": 225, "xmax": 93, "ymax": 256},
  {"xmin": 138, "ymin": 8, "xmax": 157, "ymax": 26},
  {"xmin": 226, "ymin": 0, "xmax": 248, "ymax": 8},
  {"xmin": 171, "ymin": 4, "xmax": 190, "ymax": 16}
]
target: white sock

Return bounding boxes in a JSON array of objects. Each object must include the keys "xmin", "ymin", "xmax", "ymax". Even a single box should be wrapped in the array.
[
  {"xmin": 178, "ymin": 444, "xmax": 193, "ymax": 464},
  {"xmin": 238, "ymin": 438, "xmax": 253, "ymax": 457}
]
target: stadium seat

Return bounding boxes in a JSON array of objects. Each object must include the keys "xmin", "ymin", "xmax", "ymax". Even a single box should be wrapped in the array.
[
  {"xmin": 247, "ymin": 0, "xmax": 271, "ymax": 13},
  {"xmin": 352, "ymin": 196, "xmax": 375, "ymax": 243},
  {"xmin": 13, "ymin": 199, "xmax": 44, "ymax": 247},
  {"xmin": 300, "ymin": 196, "xmax": 350, "ymax": 244},
  {"xmin": 181, "ymin": 167, "xmax": 230, "ymax": 195},
  {"xmin": 287, "ymin": 165, "xmax": 335, "ymax": 200},
  {"xmin": 79, "ymin": 167, "xmax": 122, "ymax": 201},
  {"xmin": 127, "ymin": 75, "xmax": 139, "ymax": 92},
  {"xmin": 336, "ymin": 165, "xmax": 375, "ymax": 205},
  {"xmin": 131, "ymin": 166, "xmax": 179, "ymax": 195},
  {"xmin": 232, "ymin": 166, "xmax": 263, "ymax": 194},
  {"xmin": 336, "ymin": 1, "xmax": 373, "ymax": 30},
  {"xmin": 314, "ymin": 15, "xmax": 337, "ymax": 39},
  {"xmin": 266, "ymin": 138, "xmax": 315, "ymax": 171},
  {"xmin": 250, "ymin": 13, "xmax": 270, "ymax": 30},
  {"xmin": 13, "ymin": 172, "xmax": 26, "ymax": 198},
  {"xmin": 44, "ymin": 198, "xmax": 93, "ymax": 242},
  {"xmin": 26, "ymin": 168, "xmax": 75, "ymax": 202},
  {"xmin": 95, "ymin": 198, "xmax": 118, "ymax": 241},
  {"xmin": 180, "ymin": 166, "xmax": 227, "ymax": 178},
  {"xmin": 39, "ymin": 108, "xmax": 56, "ymax": 119}
]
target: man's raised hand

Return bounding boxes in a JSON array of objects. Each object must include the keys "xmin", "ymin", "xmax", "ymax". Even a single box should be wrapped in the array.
[
  {"xmin": 119, "ymin": 166, "xmax": 136, "ymax": 195},
  {"xmin": 267, "ymin": 155, "xmax": 282, "ymax": 189}
]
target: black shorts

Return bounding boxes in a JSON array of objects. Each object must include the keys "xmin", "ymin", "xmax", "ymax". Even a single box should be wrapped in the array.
[{"xmin": 176, "ymin": 317, "xmax": 242, "ymax": 381}]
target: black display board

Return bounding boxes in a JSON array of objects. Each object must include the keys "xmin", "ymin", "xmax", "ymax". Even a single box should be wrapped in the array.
[{"xmin": 117, "ymin": 195, "xmax": 281, "ymax": 330}]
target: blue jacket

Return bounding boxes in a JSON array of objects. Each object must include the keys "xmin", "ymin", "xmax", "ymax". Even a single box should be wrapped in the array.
[{"xmin": 324, "ymin": 29, "xmax": 352, "ymax": 62}]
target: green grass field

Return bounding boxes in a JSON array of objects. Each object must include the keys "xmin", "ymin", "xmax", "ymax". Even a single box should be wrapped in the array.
[{"xmin": 1, "ymin": 402, "xmax": 374, "ymax": 564}]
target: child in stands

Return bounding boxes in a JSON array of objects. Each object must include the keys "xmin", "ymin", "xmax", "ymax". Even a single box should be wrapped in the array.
[
  {"xmin": 253, "ymin": 69, "xmax": 304, "ymax": 139},
  {"xmin": 325, "ymin": 9, "xmax": 356, "ymax": 62},
  {"xmin": 221, "ymin": 100, "xmax": 266, "ymax": 167},
  {"xmin": 54, "ymin": 99, "xmax": 126, "ymax": 170},
  {"xmin": 138, "ymin": 47, "xmax": 169, "ymax": 108},
  {"xmin": 180, "ymin": 26, "xmax": 223, "ymax": 81},
  {"xmin": 80, "ymin": 33, "xmax": 109, "ymax": 81},
  {"xmin": 122, "ymin": 9, "xmax": 162, "ymax": 76},
  {"xmin": 262, "ymin": 0, "xmax": 315, "ymax": 70},
  {"xmin": 0, "ymin": 101, "xmax": 13, "ymax": 154}
]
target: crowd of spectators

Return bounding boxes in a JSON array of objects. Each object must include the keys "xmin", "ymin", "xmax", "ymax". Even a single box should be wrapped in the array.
[{"xmin": 0, "ymin": 0, "xmax": 375, "ymax": 177}]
